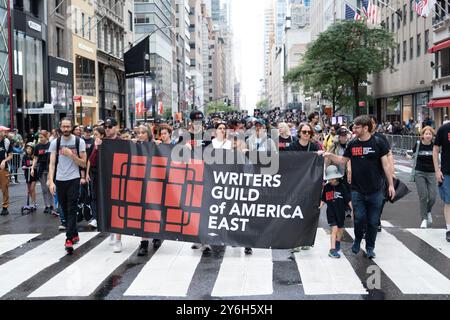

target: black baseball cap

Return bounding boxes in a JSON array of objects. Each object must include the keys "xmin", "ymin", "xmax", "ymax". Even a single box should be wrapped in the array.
[
  {"xmin": 337, "ymin": 128, "xmax": 349, "ymax": 136},
  {"xmin": 104, "ymin": 117, "xmax": 118, "ymax": 127},
  {"xmin": 190, "ymin": 110, "xmax": 204, "ymax": 121},
  {"xmin": 85, "ymin": 126, "xmax": 93, "ymax": 132}
]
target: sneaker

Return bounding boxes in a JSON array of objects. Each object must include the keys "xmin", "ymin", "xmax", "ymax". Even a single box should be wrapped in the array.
[
  {"xmin": 365, "ymin": 249, "xmax": 376, "ymax": 260},
  {"xmin": 88, "ymin": 219, "xmax": 97, "ymax": 228},
  {"xmin": 0, "ymin": 208, "xmax": 9, "ymax": 216},
  {"xmin": 43, "ymin": 207, "xmax": 50, "ymax": 214},
  {"xmin": 65, "ymin": 239, "xmax": 74, "ymax": 255},
  {"xmin": 152, "ymin": 239, "xmax": 162, "ymax": 249},
  {"xmin": 202, "ymin": 244, "xmax": 212, "ymax": 252},
  {"xmin": 351, "ymin": 241, "xmax": 361, "ymax": 254},
  {"xmin": 427, "ymin": 213, "xmax": 433, "ymax": 226},
  {"xmin": 113, "ymin": 240, "xmax": 122, "ymax": 253},
  {"xmin": 244, "ymin": 247, "xmax": 253, "ymax": 255},
  {"xmin": 191, "ymin": 243, "xmax": 202, "ymax": 249},
  {"xmin": 290, "ymin": 247, "xmax": 301, "ymax": 253},
  {"xmin": 446, "ymin": 231, "xmax": 450, "ymax": 243},
  {"xmin": 420, "ymin": 219, "xmax": 428, "ymax": 229},
  {"xmin": 301, "ymin": 246, "xmax": 311, "ymax": 250},
  {"xmin": 335, "ymin": 241, "xmax": 341, "ymax": 252},
  {"xmin": 58, "ymin": 224, "xmax": 66, "ymax": 231},
  {"xmin": 51, "ymin": 209, "xmax": 60, "ymax": 217},
  {"xmin": 137, "ymin": 241, "xmax": 149, "ymax": 257},
  {"xmin": 328, "ymin": 249, "xmax": 341, "ymax": 259},
  {"xmin": 72, "ymin": 235, "xmax": 80, "ymax": 245},
  {"xmin": 109, "ymin": 235, "xmax": 115, "ymax": 246}
]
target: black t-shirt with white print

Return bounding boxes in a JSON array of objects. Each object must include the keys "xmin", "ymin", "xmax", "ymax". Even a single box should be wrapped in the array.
[
  {"xmin": 344, "ymin": 135, "xmax": 389, "ymax": 194},
  {"xmin": 278, "ymin": 136, "xmax": 297, "ymax": 151},
  {"xmin": 435, "ymin": 122, "xmax": 450, "ymax": 175},
  {"xmin": 321, "ymin": 182, "xmax": 351, "ymax": 223},
  {"xmin": 412, "ymin": 142, "xmax": 435, "ymax": 173}
]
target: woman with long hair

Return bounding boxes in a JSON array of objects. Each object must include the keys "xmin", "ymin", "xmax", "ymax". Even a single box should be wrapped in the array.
[
  {"xmin": 288, "ymin": 123, "xmax": 320, "ymax": 152},
  {"xmin": 31, "ymin": 130, "xmax": 53, "ymax": 214},
  {"xmin": 406, "ymin": 126, "xmax": 437, "ymax": 228}
]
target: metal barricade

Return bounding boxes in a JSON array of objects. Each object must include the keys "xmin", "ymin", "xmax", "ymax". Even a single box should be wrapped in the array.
[
  {"xmin": 7, "ymin": 153, "xmax": 22, "ymax": 182},
  {"xmin": 384, "ymin": 134, "xmax": 420, "ymax": 155}
]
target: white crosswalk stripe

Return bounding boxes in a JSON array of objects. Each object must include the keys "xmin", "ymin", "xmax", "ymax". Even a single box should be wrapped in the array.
[
  {"xmin": 0, "ymin": 228, "xmax": 449, "ymax": 298},
  {"xmin": 293, "ymin": 229, "xmax": 367, "ymax": 295},
  {"xmin": 29, "ymin": 235, "xmax": 140, "ymax": 298},
  {"xmin": 0, "ymin": 234, "xmax": 40, "ymax": 256},
  {"xmin": 212, "ymin": 247, "xmax": 273, "ymax": 297},
  {"xmin": 124, "ymin": 241, "xmax": 203, "ymax": 297},
  {"xmin": 0, "ymin": 233, "xmax": 98, "ymax": 297},
  {"xmin": 408, "ymin": 229, "xmax": 450, "ymax": 260},
  {"xmin": 347, "ymin": 228, "xmax": 450, "ymax": 295}
]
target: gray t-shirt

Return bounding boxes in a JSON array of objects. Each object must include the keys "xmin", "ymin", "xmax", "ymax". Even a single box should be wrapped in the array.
[{"xmin": 49, "ymin": 135, "xmax": 86, "ymax": 181}]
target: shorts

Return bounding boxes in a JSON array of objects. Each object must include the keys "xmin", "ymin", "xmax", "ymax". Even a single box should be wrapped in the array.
[
  {"xmin": 327, "ymin": 210, "xmax": 345, "ymax": 229},
  {"xmin": 439, "ymin": 175, "xmax": 450, "ymax": 205}
]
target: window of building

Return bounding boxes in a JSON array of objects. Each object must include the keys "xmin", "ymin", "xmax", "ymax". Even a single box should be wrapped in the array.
[
  {"xmin": 129, "ymin": 11, "xmax": 133, "ymax": 31},
  {"xmin": 425, "ymin": 30, "xmax": 429, "ymax": 53},
  {"xmin": 403, "ymin": 4, "xmax": 407, "ymax": 24},
  {"xmin": 403, "ymin": 41, "xmax": 406, "ymax": 62},
  {"xmin": 88, "ymin": 17, "xmax": 91, "ymax": 40},
  {"xmin": 410, "ymin": 0, "xmax": 414, "ymax": 21},
  {"xmin": 386, "ymin": 17, "xmax": 389, "ymax": 31},
  {"xmin": 397, "ymin": 11, "xmax": 401, "ymax": 29},
  {"xmin": 55, "ymin": 0, "xmax": 62, "ymax": 14},
  {"xmin": 442, "ymin": 48, "xmax": 450, "ymax": 77},
  {"xmin": 417, "ymin": 34, "xmax": 421, "ymax": 57},
  {"xmin": 56, "ymin": 27, "xmax": 63, "ymax": 58},
  {"xmin": 391, "ymin": 13, "xmax": 394, "ymax": 31},
  {"xmin": 190, "ymin": 59, "xmax": 195, "ymax": 66},
  {"xmin": 410, "ymin": 37, "xmax": 413, "ymax": 59},
  {"xmin": 397, "ymin": 43, "xmax": 400, "ymax": 64},
  {"xmin": 391, "ymin": 48, "xmax": 395, "ymax": 66},
  {"xmin": 75, "ymin": 55, "xmax": 96, "ymax": 96},
  {"xmin": 82, "ymin": 13, "xmax": 85, "ymax": 37},
  {"xmin": 74, "ymin": 8, "xmax": 78, "ymax": 34}
]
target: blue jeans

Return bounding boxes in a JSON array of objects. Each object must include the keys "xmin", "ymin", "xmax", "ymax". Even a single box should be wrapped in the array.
[{"xmin": 352, "ymin": 190, "xmax": 384, "ymax": 251}]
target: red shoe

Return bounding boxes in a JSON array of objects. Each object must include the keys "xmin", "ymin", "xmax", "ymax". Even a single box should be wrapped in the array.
[
  {"xmin": 72, "ymin": 236, "xmax": 80, "ymax": 245},
  {"xmin": 65, "ymin": 239, "xmax": 74, "ymax": 255}
]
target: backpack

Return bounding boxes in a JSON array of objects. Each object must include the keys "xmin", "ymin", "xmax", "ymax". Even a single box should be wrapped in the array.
[{"xmin": 54, "ymin": 136, "xmax": 81, "ymax": 182}]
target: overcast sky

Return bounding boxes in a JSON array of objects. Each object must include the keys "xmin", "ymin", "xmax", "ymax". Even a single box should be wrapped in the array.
[{"xmin": 231, "ymin": 0, "xmax": 267, "ymax": 112}]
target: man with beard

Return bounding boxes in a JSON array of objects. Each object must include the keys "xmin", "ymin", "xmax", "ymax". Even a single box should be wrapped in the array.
[{"xmin": 48, "ymin": 119, "xmax": 87, "ymax": 255}]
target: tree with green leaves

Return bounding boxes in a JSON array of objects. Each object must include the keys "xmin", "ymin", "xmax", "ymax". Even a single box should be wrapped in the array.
[
  {"xmin": 285, "ymin": 20, "xmax": 395, "ymax": 116},
  {"xmin": 205, "ymin": 101, "xmax": 234, "ymax": 115},
  {"xmin": 256, "ymin": 98, "xmax": 269, "ymax": 110}
]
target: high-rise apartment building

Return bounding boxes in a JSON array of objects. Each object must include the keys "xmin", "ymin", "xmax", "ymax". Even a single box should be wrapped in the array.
[{"xmin": 189, "ymin": 0, "xmax": 205, "ymax": 110}]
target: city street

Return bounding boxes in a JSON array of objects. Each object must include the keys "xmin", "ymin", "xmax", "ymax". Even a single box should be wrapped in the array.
[{"xmin": 0, "ymin": 156, "xmax": 449, "ymax": 300}]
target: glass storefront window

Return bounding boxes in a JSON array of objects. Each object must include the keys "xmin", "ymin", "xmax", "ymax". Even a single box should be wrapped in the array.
[
  {"xmin": 402, "ymin": 95, "xmax": 413, "ymax": 123},
  {"xmin": 386, "ymin": 97, "xmax": 401, "ymax": 122},
  {"xmin": 51, "ymin": 80, "xmax": 73, "ymax": 112},
  {"xmin": 416, "ymin": 92, "xmax": 431, "ymax": 126},
  {"xmin": 76, "ymin": 106, "xmax": 94, "ymax": 126},
  {"xmin": 75, "ymin": 55, "xmax": 96, "ymax": 97}
]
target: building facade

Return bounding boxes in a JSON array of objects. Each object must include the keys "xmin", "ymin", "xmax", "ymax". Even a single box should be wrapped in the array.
[
  {"xmin": 189, "ymin": 0, "xmax": 204, "ymax": 111},
  {"xmin": 370, "ymin": 0, "xmax": 433, "ymax": 127},
  {"xmin": 427, "ymin": 0, "xmax": 450, "ymax": 125}
]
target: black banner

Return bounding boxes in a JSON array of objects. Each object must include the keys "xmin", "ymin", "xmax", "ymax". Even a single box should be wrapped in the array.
[
  {"xmin": 98, "ymin": 140, "xmax": 324, "ymax": 249},
  {"xmin": 124, "ymin": 36, "xmax": 149, "ymax": 79}
]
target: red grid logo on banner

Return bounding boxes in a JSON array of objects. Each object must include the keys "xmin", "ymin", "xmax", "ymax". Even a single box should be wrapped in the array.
[{"xmin": 110, "ymin": 153, "xmax": 204, "ymax": 237}]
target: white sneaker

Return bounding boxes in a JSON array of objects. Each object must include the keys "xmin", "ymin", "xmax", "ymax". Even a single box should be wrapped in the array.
[
  {"xmin": 427, "ymin": 213, "xmax": 433, "ymax": 226},
  {"xmin": 88, "ymin": 219, "xmax": 97, "ymax": 228},
  {"xmin": 113, "ymin": 240, "xmax": 122, "ymax": 253},
  {"xmin": 420, "ymin": 220, "xmax": 428, "ymax": 229},
  {"xmin": 109, "ymin": 234, "xmax": 116, "ymax": 246}
]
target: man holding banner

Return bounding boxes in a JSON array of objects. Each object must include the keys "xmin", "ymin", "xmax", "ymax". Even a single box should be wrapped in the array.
[{"xmin": 325, "ymin": 115, "xmax": 395, "ymax": 260}]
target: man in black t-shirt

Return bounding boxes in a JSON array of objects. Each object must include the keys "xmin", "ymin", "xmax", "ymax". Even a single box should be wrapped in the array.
[
  {"xmin": 325, "ymin": 115, "xmax": 395, "ymax": 260},
  {"xmin": 433, "ymin": 122, "xmax": 450, "ymax": 242}
]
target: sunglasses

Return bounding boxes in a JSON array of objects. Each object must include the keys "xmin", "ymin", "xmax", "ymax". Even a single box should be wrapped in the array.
[
  {"xmin": 301, "ymin": 130, "xmax": 312, "ymax": 134},
  {"xmin": 104, "ymin": 125, "xmax": 114, "ymax": 129}
]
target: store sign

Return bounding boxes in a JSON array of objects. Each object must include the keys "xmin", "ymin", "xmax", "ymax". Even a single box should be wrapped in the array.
[
  {"xmin": 28, "ymin": 21, "xmax": 42, "ymax": 33},
  {"xmin": 73, "ymin": 96, "xmax": 82, "ymax": 103},
  {"xmin": 26, "ymin": 104, "xmax": 54, "ymax": 115},
  {"xmin": 56, "ymin": 66, "xmax": 69, "ymax": 76},
  {"xmin": 78, "ymin": 43, "xmax": 94, "ymax": 54}
]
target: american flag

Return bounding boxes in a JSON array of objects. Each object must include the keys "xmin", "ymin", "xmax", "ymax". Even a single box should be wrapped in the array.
[
  {"xmin": 415, "ymin": 0, "xmax": 436, "ymax": 17},
  {"xmin": 361, "ymin": 0, "xmax": 380, "ymax": 24},
  {"xmin": 345, "ymin": 3, "xmax": 362, "ymax": 20}
]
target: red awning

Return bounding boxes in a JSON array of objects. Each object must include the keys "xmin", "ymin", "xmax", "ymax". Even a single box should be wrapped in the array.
[
  {"xmin": 428, "ymin": 39, "xmax": 450, "ymax": 54},
  {"xmin": 428, "ymin": 98, "xmax": 450, "ymax": 108}
]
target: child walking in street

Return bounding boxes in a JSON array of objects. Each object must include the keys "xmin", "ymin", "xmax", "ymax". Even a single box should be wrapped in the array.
[
  {"xmin": 22, "ymin": 143, "xmax": 37, "ymax": 211},
  {"xmin": 321, "ymin": 165, "xmax": 352, "ymax": 259}
]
